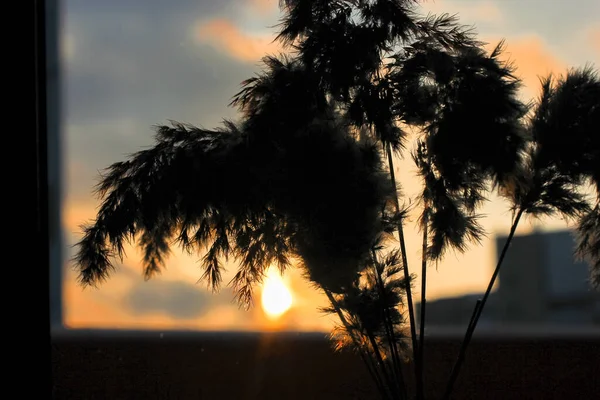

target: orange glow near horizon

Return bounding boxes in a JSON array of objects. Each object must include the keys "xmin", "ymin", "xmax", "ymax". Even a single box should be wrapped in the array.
[{"xmin": 193, "ymin": 19, "xmax": 280, "ymax": 62}]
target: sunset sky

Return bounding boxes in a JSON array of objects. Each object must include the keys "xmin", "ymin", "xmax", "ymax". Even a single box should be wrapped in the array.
[{"xmin": 60, "ymin": 0, "xmax": 600, "ymax": 331}]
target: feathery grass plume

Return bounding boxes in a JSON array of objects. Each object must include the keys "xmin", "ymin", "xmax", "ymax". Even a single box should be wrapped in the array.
[
  {"xmin": 75, "ymin": 122, "xmax": 249, "ymax": 290},
  {"xmin": 329, "ymin": 249, "xmax": 414, "ymax": 400},
  {"xmin": 230, "ymin": 54, "xmax": 329, "ymax": 141},
  {"xmin": 527, "ymin": 66, "xmax": 600, "ymax": 287},
  {"xmin": 414, "ymin": 13, "xmax": 479, "ymax": 50},
  {"xmin": 74, "ymin": 111, "xmax": 395, "ymax": 303},
  {"xmin": 510, "ymin": 67, "xmax": 599, "ymax": 265},
  {"xmin": 74, "ymin": 48, "xmax": 400, "ymax": 301},
  {"xmin": 531, "ymin": 66, "xmax": 600, "ymax": 188},
  {"xmin": 395, "ymin": 39, "xmax": 528, "ymax": 192},
  {"xmin": 273, "ymin": 118, "xmax": 396, "ymax": 292},
  {"xmin": 445, "ymin": 65, "xmax": 599, "ymax": 397},
  {"xmin": 323, "ymin": 249, "xmax": 413, "ymax": 381},
  {"xmin": 276, "ymin": 1, "xmax": 481, "ymax": 156},
  {"xmin": 513, "ymin": 148, "xmax": 591, "ymax": 220},
  {"xmin": 412, "ymin": 140, "xmax": 485, "ymax": 260},
  {"xmin": 576, "ymin": 203, "xmax": 600, "ymax": 288}
]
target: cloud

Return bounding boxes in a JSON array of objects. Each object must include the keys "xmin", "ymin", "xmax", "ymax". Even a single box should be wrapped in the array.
[
  {"xmin": 421, "ymin": 0, "xmax": 600, "ymax": 59},
  {"xmin": 63, "ymin": 270, "xmax": 133, "ymax": 328},
  {"xmin": 194, "ymin": 18, "xmax": 281, "ymax": 63},
  {"xmin": 62, "ymin": 20, "xmax": 251, "ymax": 126},
  {"xmin": 589, "ymin": 27, "xmax": 600, "ymax": 55},
  {"xmin": 61, "ymin": 0, "xmax": 261, "ymax": 129},
  {"xmin": 467, "ymin": 2, "xmax": 504, "ymax": 23},
  {"xmin": 420, "ymin": 0, "xmax": 504, "ymax": 26},
  {"xmin": 61, "ymin": 3, "xmax": 260, "ymax": 203},
  {"xmin": 248, "ymin": 0, "xmax": 279, "ymax": 15},
  {"xmin": 64, "ymin": 0, "xmax": 238, "ymax": 17},
  {"xmin": 483, "ymin": 35, "xmax": 567, "ymax": 101},
  {"xmin": 125, "ymin": 279, "xmax": 213, "ymax": 319},
  {"xmin": 63, "ymin": 263, "xmax": 237, "ymax": 329},
  {"xmin": 62, "ymin": 234, "xmax": 336, "ymax": 331},
  {"xmin": 63, "ymin": 263, "xmax": 334, "ymax": 331}
]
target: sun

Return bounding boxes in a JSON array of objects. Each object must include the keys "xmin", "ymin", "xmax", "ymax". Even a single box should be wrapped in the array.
[{"xmin": 261, "ymin": 268, "xmax": 293, "ymax": 319}]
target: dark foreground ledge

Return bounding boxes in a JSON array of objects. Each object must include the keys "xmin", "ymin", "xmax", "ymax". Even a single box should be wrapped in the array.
[{"xmin": 51, "ymin": 327, "xmax": 600, "ymax": 399}]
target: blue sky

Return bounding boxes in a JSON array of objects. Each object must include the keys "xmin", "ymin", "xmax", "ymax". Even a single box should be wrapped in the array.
[{"xmin": 60, "ymin": 0, "xmax": 600, "ymax": 330}]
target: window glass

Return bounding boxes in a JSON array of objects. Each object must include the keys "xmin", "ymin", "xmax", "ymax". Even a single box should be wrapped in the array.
[{"xmin": 58, "ymin": 0, "xmax": 600, "ymax": 334}]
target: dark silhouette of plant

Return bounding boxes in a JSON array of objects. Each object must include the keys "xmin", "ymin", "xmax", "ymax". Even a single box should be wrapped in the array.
[
  {"xmin": 442, "ymin": 66, "xmax": 599, "ymax": 399},
  {"xmin": 73, "ymin": 1, "xmax": 599, "ymax": 399},
  {"xmin": 530, "ymin": 67, "xmax": 600, "ymax": 289},
  {"xmin": 75, "ymin": 113, "xmax": 395, "ymax": 303}
]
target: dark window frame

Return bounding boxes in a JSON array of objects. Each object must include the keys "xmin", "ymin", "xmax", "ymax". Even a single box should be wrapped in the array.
[{"xmin": 44, "ymin": 1, "xmax": 599, "ymax": 398}]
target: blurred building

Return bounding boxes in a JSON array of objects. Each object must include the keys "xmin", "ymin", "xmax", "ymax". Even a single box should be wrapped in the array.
[
  {"xmin": 418, "ymin": 230, "xmax": 600, "ymax": 328},
  {"xmin": 416, "ymin": 293, "xmax": 499, "ymax": 331}
]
